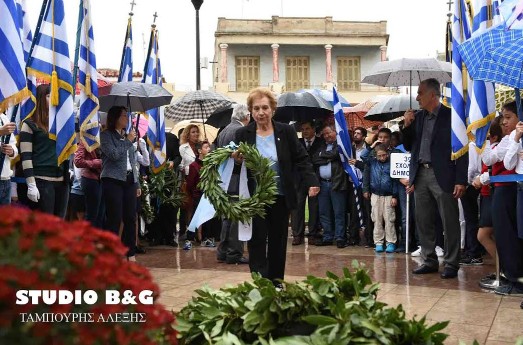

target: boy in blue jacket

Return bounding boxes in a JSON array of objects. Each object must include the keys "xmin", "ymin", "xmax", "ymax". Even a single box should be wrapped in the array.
[{"xmin": 362, "ymin": 144, "xmax": 398, "ymax": 253}]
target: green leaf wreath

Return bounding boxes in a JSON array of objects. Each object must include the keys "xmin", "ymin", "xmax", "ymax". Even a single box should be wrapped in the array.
[
  {"xmin": 140, "ymin": 162, "xmax": 185, "ymax": 223},
  {"xmin": 198, "ymin": 143, "xmax": 278, "ymax": 223}
]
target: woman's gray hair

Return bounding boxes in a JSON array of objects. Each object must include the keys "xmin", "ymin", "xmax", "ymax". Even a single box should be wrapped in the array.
[{"xmin": 231, "ymin": 104, "xmax": 250, "ymax": 122}]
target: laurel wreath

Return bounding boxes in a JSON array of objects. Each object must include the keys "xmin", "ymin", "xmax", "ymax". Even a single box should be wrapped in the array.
[{"xmin": 198, "ymin": 143, "xmax": 278, "ymax": 223}]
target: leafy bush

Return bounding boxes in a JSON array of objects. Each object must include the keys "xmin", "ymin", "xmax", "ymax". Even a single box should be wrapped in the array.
[
  {"xmin": 176, "ymin": 262, "xmax": 448, "ymax": 345},
  {"xmin": 0, "ymin": 207, "xmax": 177, "ymax": 345}
]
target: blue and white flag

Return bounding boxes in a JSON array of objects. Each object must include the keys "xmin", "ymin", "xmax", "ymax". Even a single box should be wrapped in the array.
[
  {"xmin": 0, "ymin": 0, "xmax": 29, "ymax": 113},
  {"xmin": 467, "ymin": 0, "xmax": 499, "ymax": 152},
  {"xmin": 333, "ymin": 87, "xmax": 360, "ymax": 188},
  {"xmin": 26, "ymin": 0, "xmax": 76, "ymax": 165},
  {"xmin": 499, "ymin": 0, "xmax": 523, "ymax": 29},
  {"xmin": 451, "ymin": 0, "xmax": 472, "ymax": 159},
  {"xmin": 15, "ymin": 0, "xmax": 31, "ymax": 62},
  {"xmin": 143, "ymin": 28, "xmax": 166, "ymax": 173},
  {"xmin": 78, "ymin": 0, "xmax": 100, "ymax": 152},
  {"xmin": 118, "ymin": 18, "xmax": 133, "ymax": 82}
]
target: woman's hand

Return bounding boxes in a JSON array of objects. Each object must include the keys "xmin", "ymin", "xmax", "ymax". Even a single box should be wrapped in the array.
[
  {"xmin": 127, "ymin": 129, "xmax": 137, "ymax": 143},
  {"xmin": 391, "ymin": 197, "xmax": 397, "ymax": 207},
  {"xmin": 308, "ymin": 186, "xmax": 320, "ymax": 197},
  {"xmin": 231, "ymin": 150, "xmax": 244, "ymax": 164}
]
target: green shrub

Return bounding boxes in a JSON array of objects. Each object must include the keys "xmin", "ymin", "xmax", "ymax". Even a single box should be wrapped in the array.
[{"xmin": 175, "ymin": 261, "xmax": 448, "ymax": 345}]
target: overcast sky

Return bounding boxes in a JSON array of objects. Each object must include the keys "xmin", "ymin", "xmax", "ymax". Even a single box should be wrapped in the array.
[{"xmin": 28, "ymin": 0, "xmax": 449, "ymax": 90}]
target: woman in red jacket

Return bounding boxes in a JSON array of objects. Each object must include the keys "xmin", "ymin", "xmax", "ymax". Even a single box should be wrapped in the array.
[{"xmin": 74, "ymin": 142, "xmax": 103, "ymax": 228}]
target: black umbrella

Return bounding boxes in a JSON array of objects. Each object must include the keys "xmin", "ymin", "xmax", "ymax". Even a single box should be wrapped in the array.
[
  {"xmin": 205, "ymin": 104, "xmax": 235, "ymax": 128},
  {"xmin": 98, "ymin": 82, "xmax": 173, "ymax": 138},
  {"xmin": 98, "ymin": 82, "xmax": 173, "ymax": 112},
  {"xmin": 364, "ymin": 94, "xmax": 420, "ymax": 122},
  {"xmin": 274, "ymin": 92, "xmax": 333, "ymax": 123}
]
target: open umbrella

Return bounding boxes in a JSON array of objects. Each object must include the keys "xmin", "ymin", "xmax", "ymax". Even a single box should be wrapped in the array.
[
  {"xmin": 299, "ymin": 88, "xmax": 351, "ymax": 107},
  {"xmin": 361, "ymin": 58, "xmax": 452, "ymax": 107},
  {"xmin": 98, "ymin": 82, "xmax": 173, "ymax": 112},
  {"xmin": 365, "ymin": 94, "xmax": 420, "ymax": 122},
  {"xmin": 457, "ymin": 25, "xmax": 523, "ymax": 79},
  {"xmin": 132, "ymin": 115, "xmax": 148, "ymax": 137},
  {"xmin": 205, "ymin": 104, "xmax": 235, "ymax": 128},
  {"xmin": 164, "ymin": 90, "xmax": 234, "ymax": 138},
  {"xmin": 274, "ymin": 91, "xmax": 333, "ymax": 123}
]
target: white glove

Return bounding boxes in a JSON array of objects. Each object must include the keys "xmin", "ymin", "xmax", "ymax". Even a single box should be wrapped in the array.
[
  {"xmin": 27, "ymin": 182, "xmax": 40, "ymax": 203},
  {"xmin": 138, "ymin": 138, "xmax": 147, "ymax": 151}
]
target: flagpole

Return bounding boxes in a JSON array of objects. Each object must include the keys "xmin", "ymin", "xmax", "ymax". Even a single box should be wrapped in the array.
[{"xmin": 72, "ymin": 0, "xmax": 83, "ymax": 102}]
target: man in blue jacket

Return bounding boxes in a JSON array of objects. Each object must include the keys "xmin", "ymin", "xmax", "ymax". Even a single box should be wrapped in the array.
[{"xmin": 402, "ymin": 78, "xmax": 468, "ymax": 279}]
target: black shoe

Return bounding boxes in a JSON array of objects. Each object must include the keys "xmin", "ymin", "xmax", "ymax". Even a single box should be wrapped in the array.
[
  {"xmin": 440, "ymin": 267, "xmax": 458, "ymax": 279},
  {"xmin": 315, "ymin": 241, "xmax": 334, "ymax": 246},
  {"xmin": 165, "ymin": 239, "xmax": 178, "ymax": 247},
  {"xmin": 520, "ymin": 300, "xmax": 523, "ymax": 309},
  {"xmin": 135, "ymin": 245, "xmax": 147, "ymax": 254},
  {"xmin": 226, "ymin": 257, "xmax": 249, "ymax": 265},
  {"xmin": 412, "ymin": 264, "xmax": 438, "ymax": 275},
  {"xmin": 148, "ymin": 238, "xmax": 163, "ymax": 247},
  {"xmin": 336, "ymin": 241, "xmax": 347, "ymax": 248},
  {"xmin": 495, "ymin": 282, "xmax": 523, "ymax": 296},
  {"xmin": 459, "ymin": 255, "xmax": 483, "ymax": 266},
  {"xmin": 217, "ymin": 257, "xmax": 226, "ymax": 263}
]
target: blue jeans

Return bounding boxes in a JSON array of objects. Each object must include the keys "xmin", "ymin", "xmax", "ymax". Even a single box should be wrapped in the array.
[
  {"xmin": 397, "ymin": 185, "xmax": 417, "ymax": 249},
  {"xmin": 0, "ymin": 179, "xmax": 11, "ymax": 205},
  {"xmin": 318, "ymin": 180, "xmax": 347, "ymax": 243}
]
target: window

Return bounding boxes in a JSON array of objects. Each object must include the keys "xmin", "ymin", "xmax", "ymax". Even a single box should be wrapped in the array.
[
  {"xmin": 337, "ymin": 57, "xmax": 360, "ymax": 91},
  {"xmin": 285, "ymin": 56, "xmax": 310, "ymax": 91},
  {"xmin": 235, "ymin": 56, "xmax": 260, "ymax": 92}
]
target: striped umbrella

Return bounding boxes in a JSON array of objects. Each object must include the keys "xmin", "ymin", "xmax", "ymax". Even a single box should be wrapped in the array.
[{"xmin": 164, "ymin": 90, "xmax": 234, "ymax": 122}]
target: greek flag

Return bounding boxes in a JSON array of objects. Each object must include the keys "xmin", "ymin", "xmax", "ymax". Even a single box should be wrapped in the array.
[
  {"xmin": 78, "ymin": 0, "xmax": 100, "ymax": 152},
  {"xmin": 333, "ymin": 87, "xmax": 363, "ymax": 227},
  {"xmin": 499, "ymin": 0, "xmax": 523, "ymax": 29},
  {"xmin": 467, "ymin": 0, "xmax": 499, "ymax": 152},
  {"xmin": 0, "ymin": 0, "xmax": 29, "ymax": 113},
  {"xmin": 451, "ymin": 0, "xmax": 472, "ymax": 159},
  {"xmin": 26, "ymin": 0, "xmax": 76, "ymax": 165},
  {"xmin": 16, "ymin": 0, "xmax": 35, "ymax": 128},
  {"xmin": 118, "ymin": 18, "xmax": 133, "ymax": 82},
  {"xmin": 143, "ymin": 28, "xmax": 166, "ymax": 173}
]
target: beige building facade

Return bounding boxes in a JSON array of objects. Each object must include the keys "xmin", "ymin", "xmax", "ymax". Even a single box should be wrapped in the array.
[{"xmin": 213, "ymin": 16, "xmax": 397, "ymax": 104}]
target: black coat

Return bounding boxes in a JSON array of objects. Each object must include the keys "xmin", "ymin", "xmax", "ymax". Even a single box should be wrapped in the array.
[
  {"xmin": 401, "ymin": 105, "xmax": 468, "ymax": 193},
  {"xmin": 235, "ymin": 121, "xmax": 319, "ymax": 210},
  {"xmin": 165, "ymin": 132, "xmax": 181, "ymax": 169}
]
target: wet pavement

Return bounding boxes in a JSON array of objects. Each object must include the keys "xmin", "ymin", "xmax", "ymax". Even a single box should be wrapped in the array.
[{"xmin": 139, "ymin": 238, "xmax": 523, "ymax": 344}]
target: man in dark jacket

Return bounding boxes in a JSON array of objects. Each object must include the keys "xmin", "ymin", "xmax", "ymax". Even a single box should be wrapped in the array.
[
  {"xmin": 402, "ymin": 78, "xmax": 468, "ymax": 279},
  {"xmin": 149, "ymin": 132, "xmax": 182, "ymax": 246},
  {"xmin": 290, "ymin": 121, "xmax": 324, "ymax": 245},
  {"xmin": 313, "ymin": 124, "xmax": 349, "ymax": 248},
  {"xmin": 216, "ymin": 104, "xmax": 250, "ymax": 264}
]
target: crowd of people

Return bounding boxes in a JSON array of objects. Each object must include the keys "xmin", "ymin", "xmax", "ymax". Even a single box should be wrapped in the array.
[{"xmin": 2, "ymin": 80, "xmax": 522, "ymax": 299}]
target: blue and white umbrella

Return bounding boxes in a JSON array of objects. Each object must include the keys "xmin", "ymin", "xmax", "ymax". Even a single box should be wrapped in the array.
[
  {"xmin": 476, "ymin": 37, "xmax": 523, "ymax": 89},
  {"xmin": 457, "ymin": 25, "xmax": 523, "ymax": 79},
  {"xmin": 298, "ymin": 88, "xmax": 351, "ymax": 107}
]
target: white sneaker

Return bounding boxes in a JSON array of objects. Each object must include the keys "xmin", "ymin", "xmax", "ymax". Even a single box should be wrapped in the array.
[
  {"xmin": 436, "ymin": 246, "xmax": 444, "ymax": 257},
  {"xmin": 127, "ymin": 256, "xmax": 137, "ymax": 262},
  {"xmin": 411, "ymin": 246, "xmax": 421, "ymax": 257}
]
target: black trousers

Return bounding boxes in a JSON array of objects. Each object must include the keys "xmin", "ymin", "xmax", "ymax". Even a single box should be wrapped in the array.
[
  {"xmin": 35, "ymin": 178, "xmax": 69, "ymax": 219},
  {"xmin": 248, "ymin": 196, "xmax": 289, "ymax": 283},
  {"xmin": 492, "ymin": 185, "xmax": 523, "ymax": 285},
  {"xmin": 291, "ymin": 183, "xmax": 320, "ymax": 239},
  {"xmin": 461, "ymin": 185, "xmax": 482, "ymax": 257},
  {"xmin": 150, "ymin": 202, "xmax": 178, "ymax": 242},
  {"xmin": 81, "ymin": 177, "xmax": 104, "ymax": 228},
  {"xmin": 346, "ymin": 184, "xmax": 364, "ymax": 244},
  {"xmin": 102, "ymin": 175, "xmax": 137, "ymax": 257}
]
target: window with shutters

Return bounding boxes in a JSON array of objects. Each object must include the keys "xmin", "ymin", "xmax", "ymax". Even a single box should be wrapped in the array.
[
  {"xmin": 337, "ymin": 57, "xmax": 361, "ymax": 91},
  {"xmin": 235, "ymin": 56, "xmax": 260, "ymax": 92},
  {"xmin": 285, "ymin": 56, "xmax": 310, "ymax": 91}
]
